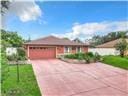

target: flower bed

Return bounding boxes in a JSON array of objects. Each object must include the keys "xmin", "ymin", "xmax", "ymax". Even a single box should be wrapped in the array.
[
  {"xmin": 60, "ymin": 52, "xmax": 101, "ymax": 64},
  {"xmin": 61, "ymin": 58, "xmax": 86, "ymax": 64}
]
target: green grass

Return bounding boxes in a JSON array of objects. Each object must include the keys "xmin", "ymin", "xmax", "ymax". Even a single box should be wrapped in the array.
[
  {"xmin": 2, "ymin": 64, "xmax": 41, "ymax": 96},
  {"xmin": 102, "ymin": 55, "xmax": 128, "ymax": 70}
]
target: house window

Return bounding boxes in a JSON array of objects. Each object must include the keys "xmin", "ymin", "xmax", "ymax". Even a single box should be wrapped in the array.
[
  {"xmin": 76, "ymin": 47, "xmax": 82, "ymax": 53},
  {"xmin": 64, "ymin": 46, "xmax": 72, "ymax": 53}
]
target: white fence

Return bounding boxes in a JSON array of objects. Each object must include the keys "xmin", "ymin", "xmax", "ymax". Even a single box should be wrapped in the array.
[
  {"xmin": 6, "ymin": 47, "xmax": 17, "ymax": 56},
  {"xmin": 88, "ymin": 48, "xmax": 120, "ymax": 56}
]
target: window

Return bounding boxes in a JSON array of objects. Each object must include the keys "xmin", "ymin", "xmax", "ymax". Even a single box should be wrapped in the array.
[
  {"xmin": 76, "ymin": 47, "xmax": 81, "ymax": 53},
  {"xmin": 64, "ymin": 46, "xmax": 72, "ymax": 53}
]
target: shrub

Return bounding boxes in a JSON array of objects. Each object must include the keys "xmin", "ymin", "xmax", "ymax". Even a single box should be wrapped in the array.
[
  {"xmin": 17, "ymin": 48, "xmax": 26, "ymax": 60},
  {"xmin": 64, "ymin": 52, "xmax": 101, "ymax": 63},
  {"xmin": 7, "ymin": 48, "xmax": 27, "ymax": 61},
  {"xmin": 84, "ymin": 55, "xmax": 91, "ymax": 63},
  {"xmin": 65, "ymin": 54, "xmax": 76, "ymax": 59},
  {"xmin": 94, "ymin": 52, "xmax": 101, "ymax": 62},
  {"xmin": 7, "ymin": 54, "xmax": 17, "ymax": 61},
  {"xmin": 115, "ymin": 38, "xmax": 128, "ymax": 57},
  {"xmin": 85, "ymin": 52, "xmax": 94, "ymax": 57},
  {"xmin": 77, "ymin": 53, "xmax": 85, "ymax": 60}
]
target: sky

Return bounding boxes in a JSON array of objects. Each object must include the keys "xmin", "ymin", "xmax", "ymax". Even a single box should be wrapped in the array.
[{"xmin": 4, "ymin": 1, "xmax": 128, "ymax": 41}]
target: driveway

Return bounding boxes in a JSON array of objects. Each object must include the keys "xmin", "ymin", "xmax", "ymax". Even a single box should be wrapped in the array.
[{"xmin": 31, "ymin": 59, "xmax": 128, "ymax": 96}]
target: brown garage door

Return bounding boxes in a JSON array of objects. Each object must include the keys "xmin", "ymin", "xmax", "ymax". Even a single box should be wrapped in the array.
[{"xmin": 29, "ymin": 47, "xmax": 56, "ymax": 59}]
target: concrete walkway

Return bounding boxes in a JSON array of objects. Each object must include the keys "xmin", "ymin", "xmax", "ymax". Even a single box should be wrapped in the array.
[{"xmin": 31, "ymin": 59, "xmax": 128, "ymax": 96}]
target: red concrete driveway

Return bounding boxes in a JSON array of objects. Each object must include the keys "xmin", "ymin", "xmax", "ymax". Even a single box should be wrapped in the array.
[{"xmin": 31, "ymin": 59, "xmax": 128, "ymax": 96}]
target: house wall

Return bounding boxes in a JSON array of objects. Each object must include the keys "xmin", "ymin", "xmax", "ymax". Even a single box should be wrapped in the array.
[
  {"xmin": 72, "ymin": 46, "xmax": 77, "ymax": 54},
  {"xmin": 56, "ymin": 46, "xmax": 88, "ymax": 58},
  {"xmin": 57, "ymin": 46, "xmax": 64, "ymax": 54},
  {"xmin": 88, "ymin": 48, "xmax": 120, "ymax": 56},
  {"xmin": 82, "ymin": 46, "xmax": 88, "ymax": 53},
  {"xmin": 25, "ymin": 45, "xmax": 88, "ymax": 59},
  {"xmin": 124, "ymin": 50, "xmax": 128, "ymax": 56}
]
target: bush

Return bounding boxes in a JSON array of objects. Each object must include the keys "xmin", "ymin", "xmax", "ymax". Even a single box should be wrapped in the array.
[
  {"xmin": 64, "ymin": 52, "xmax": 101, "ymax": 63},
  {"xmin": 7, "ymin": 54, "xmax": 17, "ymax": 61},
  {"xmin": 7, "ymin": 48, "xmax": 27, "ymax": 61},
  {"xmin": 17, "ymin": 48, "xmax": 26, "ymax": 60},
  {"xmin": 76, "ymin": 53, "xmax": 85, "ymax": 60},
  {"xmin": 65, "ymin": 54, "xmax": 76, "ymax": 59},
  {"xmin": 94, "ymin": 52, "xmax": 101, "ymax": 62},
  {"xmin": 65, "ymin": 53, "xmax": 85, "ymax": 60},
  {"xmin": 85, "ymin": 52, "xmax": 94, "ymax": 57}
]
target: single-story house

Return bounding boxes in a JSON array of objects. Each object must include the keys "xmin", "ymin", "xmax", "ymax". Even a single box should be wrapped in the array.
[
  {"xmin": 24, "ymin": 36, "xmax": 88, "ymax": 59},
  {"xmin": 89, "ymin": 38, "xmax": 128, "ymax": 56}
]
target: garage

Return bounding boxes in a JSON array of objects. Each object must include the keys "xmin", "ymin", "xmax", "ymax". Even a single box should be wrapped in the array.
[{"xmin": 29, "ymin": 47, "xmax": 56, "ymax": 59}]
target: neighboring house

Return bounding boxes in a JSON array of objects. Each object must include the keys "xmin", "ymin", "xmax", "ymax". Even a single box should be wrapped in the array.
[
  {"xmin": 24, "ymin": 36, "xmax": 88, "ymax": 59},
  {"xmin": 6, "ymin": 47, "xmax": 17, "ymax": 56},
  {"xmin": 89, "ymin": 38, "xmax": 128, "ymax": 56}
]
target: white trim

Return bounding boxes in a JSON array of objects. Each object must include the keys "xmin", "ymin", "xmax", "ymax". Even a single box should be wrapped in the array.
[
  {"xmin": 64, "ymin": 46, "xmax": 69, "ymax": 53},
  {"xmin": 55, "ymin": 46, "xmax": 58, "ymax": 58},
  {"xmin": 76, "ymin": 47, "xmax": 81, "ymax": 53}
]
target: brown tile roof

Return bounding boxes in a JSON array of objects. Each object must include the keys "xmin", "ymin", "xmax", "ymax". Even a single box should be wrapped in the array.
[
  {"xmin": 24, "ymin": 35, "xmax": 88, "ymax": 46},
  {"xmin": 96, "ymin": 38, "xmax": 128, "ymax": 48}
]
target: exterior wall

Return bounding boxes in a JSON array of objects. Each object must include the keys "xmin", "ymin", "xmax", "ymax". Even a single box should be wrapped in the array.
[
  {"xmin": 56, "ymin": 46, "xmax": 64, "ymax": 54},
  {"xmin": 72, "ymin": 46, "xmax": 77, "ymax": 54},
  {"xmin": 6, "ymin": 47, "xmax": 17, "ymax": 56},
  {"xmin": 82, "ymin": 46, "xmax": 88, "ymax": 53},
  {"xmin": 57, "ymin": 46, "xmax": 88, "ymax": 58},
  {"xmin": 124, "ymin": 50, "xmax": 128, "ymax": 56},
  {"xmin": 88, "ymin": 48, "xmax": 120, "ymax": 56},
  {"xmin": 25, "ymin": 45, "xmax": 88, "ymax": 59}
]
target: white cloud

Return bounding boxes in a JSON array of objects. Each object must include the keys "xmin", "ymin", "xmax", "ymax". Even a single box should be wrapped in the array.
[
  {"xmin": 8, "ymin": 0, "xmax": 42, "ymax": 22},
  {"xmin": 52, "ymin": 21, "xmax": 128, "ymax": 41}
]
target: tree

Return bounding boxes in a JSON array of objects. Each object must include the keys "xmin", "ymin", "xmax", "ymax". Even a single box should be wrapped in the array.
[
  {"xmin": 73, "ymin": 38, "xmax": 83, "ymax": 43},
  {"xmin": 115, "ymin": 38, "xmax": 128, "ymax": 57},
  {"xmin": 1, "ymin": 29, "xmax": 24, "ymax": 47},
  {"xmin": 1, "ymin": 0, "xmax": 10, "ymax": 15},
  {"xmin": 89, "ymin": 31, "xmax": 128, "ymax": 47}
]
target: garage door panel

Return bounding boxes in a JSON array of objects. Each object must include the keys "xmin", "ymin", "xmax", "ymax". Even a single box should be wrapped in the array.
[{"xmin": 29, "ymin": 47, "xmax": 56, "ymax": 59}]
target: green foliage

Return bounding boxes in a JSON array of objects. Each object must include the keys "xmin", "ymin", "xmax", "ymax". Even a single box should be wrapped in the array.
[
  {"xmin": 94, "ymin": 52, "xmax": 101, "ymax": 62},
  {"xmin": 84, "ymin": 55, "xmax": 91, "ymax": 63},
  {"xmin": 1, "ymin": 49, "xmax": 9, "ymax": 83},
  {"xmin": 17, "ymin": 48, "xmax": 26, "ymax": 60},
  {"xmin": 115, "ymin": 38, "xmax": 128, "ymax": 57},
  {"xmin": 7, "ymin": 48, "xmax": 26, "ymax": 61},
  {"xmin": 102, "ymin": 55, "xmax": 128, "ymax": 70},
  {"xmin": 65, "ymin": 52, "xmax": 101, "ymax": 63},
  {"xmin": 65, "ymin": 53, "xmax": 85, "ymax": 60},
  {"xmin": 90, "ymin": 31, "xmax": 128, "ymax": 47},
  {"xmin": 1, "ymin": 29, "xmax": 24, "ymax": 47},
  {"xmin": 1, "ymin": 65, "xmax": 41, "ymax": 96},
  {"xmin": 65, "ymin": 54, "xmax": 77, "ymax": 59},
  {"xmin": 1, "ymin": 0, "xmax": 10, "ymax": 14},
  {"xmin": 85, "ymin": 52, "xmax": 94, "ymax": 57},
  {"xmin": 7, "ymin": 54, "xmax": 18, "ymax": 61}
]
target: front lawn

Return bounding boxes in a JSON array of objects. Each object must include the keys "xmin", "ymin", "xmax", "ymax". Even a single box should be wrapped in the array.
[
  {"xmin": 102, "ymin": 55, "xmax": 128, "ymax": 70},
  {"xmin": 1, "ymin": 64, "xmax": 41, "ymax": 96}
]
